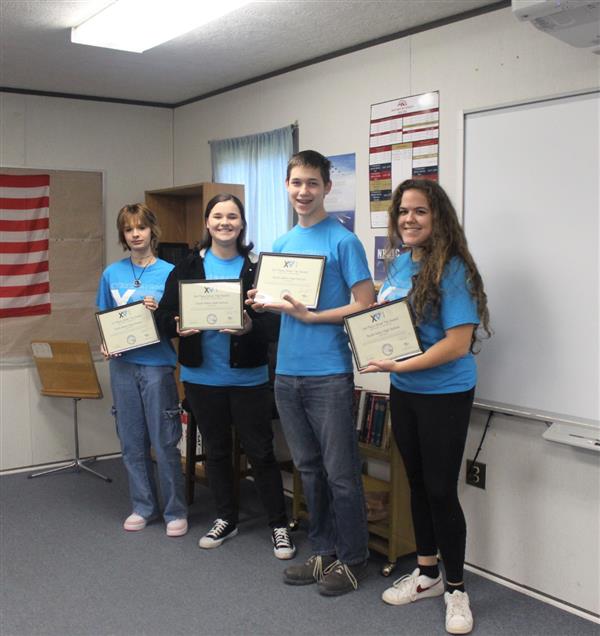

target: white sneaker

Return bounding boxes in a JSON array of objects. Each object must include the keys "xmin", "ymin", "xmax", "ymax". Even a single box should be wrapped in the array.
[
  {"xmin": 382, "ymin": 567, "xmax": 444, "ymax": 605},
  {"xmin": 444, "ymin": 590, "xmax": 473, "ymax": 635}
]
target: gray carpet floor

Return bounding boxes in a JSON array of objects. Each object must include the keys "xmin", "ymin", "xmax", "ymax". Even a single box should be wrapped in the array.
[{"xmin": 0, "ymin": 457, "xmax": 597, "ymax": 636}]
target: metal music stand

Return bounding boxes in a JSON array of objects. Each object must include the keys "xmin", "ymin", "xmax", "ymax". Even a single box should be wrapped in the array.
[{"xmin": 29, "ymin": 340, "xmax": 111, "ymax": 482}]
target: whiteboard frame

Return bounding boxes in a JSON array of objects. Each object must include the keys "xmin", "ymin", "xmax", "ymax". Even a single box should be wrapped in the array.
[
  {"xmin": 456, "ymin": 87, "xmax": 600, "ymax": 223},
  {"xmin": 459, "ymin": 88, "xmax": 600, "ymax": 429}
]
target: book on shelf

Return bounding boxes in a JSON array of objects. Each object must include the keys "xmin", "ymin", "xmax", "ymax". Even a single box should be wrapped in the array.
[
  {"xmin": 364, "ymin": 394, "xmax": 379, "ymax": 444},
  {"xmin": 355, "ymin": 390, "xmax": 369, "ymax": 433},
  {"xmin": 372, "ymin": 396, "xmax": 387, "ymax": 447},
  {"xmin": 355, "ymin": 389, "xmax": 391, "ymax": 449},
  {"xmin": 381, "ymin": 403, "xmax": 392, "ymax": 450}
]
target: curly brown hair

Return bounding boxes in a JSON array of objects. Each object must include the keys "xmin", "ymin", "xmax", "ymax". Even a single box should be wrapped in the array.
[{"xmin": 386, "ymin": 179, "xmax": 491, "ymax": 351}]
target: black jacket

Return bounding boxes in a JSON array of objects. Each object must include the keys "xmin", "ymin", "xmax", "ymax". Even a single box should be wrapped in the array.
[{"xmin": 155, "ymin": 250, "xmax": 279, "ymax": 369}]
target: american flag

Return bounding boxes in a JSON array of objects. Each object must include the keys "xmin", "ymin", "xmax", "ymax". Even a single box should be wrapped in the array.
[{"xmin": 0, "ymin": 174, "xmax": 51, "ymax": 318}]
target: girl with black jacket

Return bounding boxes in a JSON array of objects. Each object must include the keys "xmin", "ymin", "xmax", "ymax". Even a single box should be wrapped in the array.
[{"xmin": 155, "ymin": 193, "xmax": 295, "ymax": 560}]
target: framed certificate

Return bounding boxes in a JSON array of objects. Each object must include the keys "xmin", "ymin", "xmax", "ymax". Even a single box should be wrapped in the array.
[
  {"xmin": 179, "ymin": 279, "xmax": 244, "ymax": 331},
  {"xmin": 344, "ymin": 298, "xmax": 423, "ymax": 371},
  {"xmin": 253, "ymin": 252, "xmax": 326, "ymax": 309},
  {"xmin": 96, "ymin": 301, "xmax": 160, "ymax": 355}
]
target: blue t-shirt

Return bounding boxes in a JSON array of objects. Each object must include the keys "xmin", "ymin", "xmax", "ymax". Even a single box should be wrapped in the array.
[
  {"xmin": 180, "ymin": 249, "xmax": 268, "ymax": 387},
  {"xmin": 96, "ymin": 257, "xmax": 177, "ymax": 367},
  {"xmin": 378, "ymin": 252, "xmax": 479, "ymax": 394},
  {"xmin": 274, "ymin": 216, "xmax": 372, "ymax": 376}
]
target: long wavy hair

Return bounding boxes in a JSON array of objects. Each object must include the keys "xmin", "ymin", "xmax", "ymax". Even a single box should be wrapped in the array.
[
  {"xmin": 386, "ymin": 179, "xmax": 491, "ymax": 351},
  {"xmin": 199, "ymin": 193, "xmax": 253, "ymax": 256}
]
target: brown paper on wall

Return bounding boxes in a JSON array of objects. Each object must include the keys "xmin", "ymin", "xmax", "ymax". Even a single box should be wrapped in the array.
[{"xmin": 1, "ymin": 168, "xmax": 104, "ymax": 363}]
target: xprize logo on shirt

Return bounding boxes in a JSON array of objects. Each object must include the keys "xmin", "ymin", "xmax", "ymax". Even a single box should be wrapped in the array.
[{"xmin": 111, "ymin": 289, "xmax": 135, "ymax": 306}]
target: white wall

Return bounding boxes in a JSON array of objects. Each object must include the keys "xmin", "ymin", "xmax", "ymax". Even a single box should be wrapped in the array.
[
  {"xmin": 1, "ymin": 5, "xmax": 598, "ymax": 616},
  {"xmin": 173, "ymin": 7, "xmax": 599, "ymax": 614},
  {"xmin": 0, "ymin": 94, "xmax": 174, "ymax": 470}
]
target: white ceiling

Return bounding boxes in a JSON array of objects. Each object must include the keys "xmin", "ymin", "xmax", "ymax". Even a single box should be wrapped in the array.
[{"xmin": 0, "ymin": 0, "xmax": 505, "ymax": 106}]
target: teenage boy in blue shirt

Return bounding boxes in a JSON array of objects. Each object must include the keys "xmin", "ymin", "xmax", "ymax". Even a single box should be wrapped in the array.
[{"xmin": 249, "ymin": 150, "xmax": 375, "ymax": 595}]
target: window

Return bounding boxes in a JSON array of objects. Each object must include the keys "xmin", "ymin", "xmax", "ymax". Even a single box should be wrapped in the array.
[{"xmin": 210, "ymin": 125, "xmax": 294, "ymax": 254}]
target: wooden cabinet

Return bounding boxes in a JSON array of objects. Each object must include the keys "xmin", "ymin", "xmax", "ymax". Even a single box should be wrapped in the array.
[{"xmin": 145, "ymin": 182, "xmax": 245, "ymax": 249}]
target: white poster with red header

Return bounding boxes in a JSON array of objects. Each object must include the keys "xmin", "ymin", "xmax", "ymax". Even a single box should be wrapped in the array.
[{"xmin": 369, "ymin": 92, "xmax": 439, "ymax": 228}]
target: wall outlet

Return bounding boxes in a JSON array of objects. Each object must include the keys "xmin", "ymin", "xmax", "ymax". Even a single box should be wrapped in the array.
[{"xmin": 466, "ymin": 460, "xmax": 486, "ymax": 489}]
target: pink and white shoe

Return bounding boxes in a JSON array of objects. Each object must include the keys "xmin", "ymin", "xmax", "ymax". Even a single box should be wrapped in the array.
[
  {"xmin": 166, "ymin": 518, "xmax": 188, "ymax": 537},
  {"xmin": 123, "ymin": 513, "xmax": 147, "ymax": 532}
]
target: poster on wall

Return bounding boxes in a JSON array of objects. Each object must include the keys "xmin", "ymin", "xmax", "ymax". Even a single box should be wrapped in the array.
[
  {"xmin": 326, "ymin": 153, "xmax": 356, "ymax": 232},
  {"xmin": 369, "ymin": 91, "xmax": 439, "ymax": 228},
  {"xmin": 373, "ymin": 236, "xmax": 407, "ymax": 283}
]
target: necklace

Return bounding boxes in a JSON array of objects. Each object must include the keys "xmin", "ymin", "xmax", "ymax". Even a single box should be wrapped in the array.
[{"xmin": 130, "ymin": 256, "xmax": 152, "ymax": 288}]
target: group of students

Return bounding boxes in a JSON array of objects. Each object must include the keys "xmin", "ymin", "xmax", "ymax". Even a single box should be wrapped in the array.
[{"xmin": 97, "ymin": 149, "xmax": 490, "ymax": 635}]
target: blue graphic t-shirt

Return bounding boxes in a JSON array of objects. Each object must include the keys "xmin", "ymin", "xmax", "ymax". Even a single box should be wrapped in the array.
[
  {"xmin": 96, "ymin": 257, "xmax": 177, "ymax": 367},
  {"xmin": 180, "ymin": 249, "xmax": 268, "ymax": 387},
  {"xmin": 379, "ymin": 252, "xmax": 479, "ymax": 394},
  {"xmin": 273, "ymin": 216, "xmax": 372, "ymax": 376}
]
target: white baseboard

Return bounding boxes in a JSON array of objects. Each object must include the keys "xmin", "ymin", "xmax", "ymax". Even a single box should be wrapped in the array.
[{"xmin": 464, "ymin": 562, "xmax": 600, "ymax": 623}]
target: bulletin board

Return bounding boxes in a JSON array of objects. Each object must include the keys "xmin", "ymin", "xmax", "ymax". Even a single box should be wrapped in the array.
[{"xmin": 1, "ymin": 168, "xmax": 103, "ymax": 363}]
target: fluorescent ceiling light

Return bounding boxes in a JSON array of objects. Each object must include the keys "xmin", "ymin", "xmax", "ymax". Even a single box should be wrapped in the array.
[{"xmin": 71, "ymin": 0, "xmax": 252, "ymax": 53}]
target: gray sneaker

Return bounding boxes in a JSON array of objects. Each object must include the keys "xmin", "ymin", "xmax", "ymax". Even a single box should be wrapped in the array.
[
  {"xmin": 283, "ymin": 554, "xmax": 336, "ymax": 585},
  {"xmin": 317, "ymin": 559, "xmax": 369, "ymax": 596}
]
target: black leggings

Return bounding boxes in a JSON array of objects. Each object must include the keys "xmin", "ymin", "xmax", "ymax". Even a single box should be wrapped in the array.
[{"xmin": 390, "ymin": 385, "xmax": 474, "ymax": 583}]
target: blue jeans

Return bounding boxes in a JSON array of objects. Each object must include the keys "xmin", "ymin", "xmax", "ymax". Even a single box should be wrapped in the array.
[
  {"xmin": 275, "ymin": 373, "xmax": 368, "ymax": 565},
  {"xmin": 110, "ymin": 359, "xmax": 187, "ymax": 522}
]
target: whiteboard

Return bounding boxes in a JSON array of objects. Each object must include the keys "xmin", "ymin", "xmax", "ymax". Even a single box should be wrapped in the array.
[{"xmin": 463, "ymin": 92, "xmax": 599, "ymax": 427}]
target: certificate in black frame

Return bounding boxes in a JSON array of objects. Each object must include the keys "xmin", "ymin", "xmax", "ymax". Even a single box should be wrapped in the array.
[
  {"xmin": 344, "ymin": 298, "xmax": 423, "ymax": 371},
  {"xmin": 253, "ymin": 252, "xmax": 326, "ymax": 310}
]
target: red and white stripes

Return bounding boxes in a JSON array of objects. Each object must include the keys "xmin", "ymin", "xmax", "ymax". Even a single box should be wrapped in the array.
[{"xmin": 0, "ymin": 174, "xmax": 51, "ymax": 318}]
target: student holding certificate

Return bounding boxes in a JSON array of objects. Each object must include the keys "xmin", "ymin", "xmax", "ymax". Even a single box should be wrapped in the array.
[
  {"xmin": 362, "ymin": 180, "xmax": 490, "ymax": 635},
  {"xmin": 155, "ymin": 194, "xmax": 295, "ymax": 560},
  {"xmin": 96, "ymin": 204, "xmax": 188, "ymax": 537},
  {"xmin": 248, "ymin": 151, "xmax": 375, "ymax": 596}
]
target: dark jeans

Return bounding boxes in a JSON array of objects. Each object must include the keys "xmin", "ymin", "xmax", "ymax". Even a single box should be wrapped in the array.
[
  {"xmin": 390, "ymin": 385, "xmax": 475, "ymax": 583},
  {"xmin": 183, "ymin": 382, "xmax": 287, "ymax": 528},
  {"xmin": 275, "ymin": 373, "xmax": 369, "ymax": 565}
]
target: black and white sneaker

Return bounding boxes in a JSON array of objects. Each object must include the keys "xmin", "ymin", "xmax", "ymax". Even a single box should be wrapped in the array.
[
  {"xmin": 272, "ymin": 526, "xmax": 296, "ymax": 560},
  {"xmin": 198, "ymin": 518, "xmax": 238, "ymax": 549}
]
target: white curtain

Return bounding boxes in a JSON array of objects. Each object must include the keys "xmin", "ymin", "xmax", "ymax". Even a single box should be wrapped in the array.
[{"xmin": 210, "ymin": 126, "xmax": 293, "ymax": 254}]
